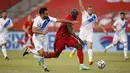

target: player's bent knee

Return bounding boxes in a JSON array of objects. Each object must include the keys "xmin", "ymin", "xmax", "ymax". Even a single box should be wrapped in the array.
[
  {"xmin": 38, "ymin": 49, "xmax": 45, "ymax": 57},
  {"xmin": 75, "ymin": 44, "xmax": 82, "ymax": 50}
]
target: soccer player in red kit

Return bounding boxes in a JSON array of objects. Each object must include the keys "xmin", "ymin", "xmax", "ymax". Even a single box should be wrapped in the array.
[
  {"xmin": 17, "ymin": 15, "xmax": 34, "ymax": 48},
  {"xmin": 44, "ymin": 8, "xmax": 90, "ymax": 70}
]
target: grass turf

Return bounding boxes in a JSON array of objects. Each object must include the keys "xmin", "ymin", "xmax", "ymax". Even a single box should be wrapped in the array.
[{"xmin": 0, "ymin": 50, "xmax": 130, "ymax": 73}]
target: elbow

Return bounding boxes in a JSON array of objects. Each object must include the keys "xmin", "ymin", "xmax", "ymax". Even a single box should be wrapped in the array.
[{"xmin": 32, "ymin": 29, "xmax": 35, "ymax": 33}]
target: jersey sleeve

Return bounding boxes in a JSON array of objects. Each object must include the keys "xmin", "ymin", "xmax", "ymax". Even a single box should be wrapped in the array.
[
  {"xmin": 8, "ymin": 19, "xmax": 13, "ymax": 27},
  {"xmin": 95, "ymin": 14, "xmax": 98, "ymax": 22},
  {"xmin": 113, "ymin": 20, "xmax": 118, "ymax": 26},
  {"xmin": 33, "ymin": 18, "xmax": 38, "ymax": 27},
  {"xmin": 49, "ymin": 16, "xmax": 57, "ymax": 22},
  {"xmin": 81, "ymin": 10, "xmax": 88, "ymax": 15}
]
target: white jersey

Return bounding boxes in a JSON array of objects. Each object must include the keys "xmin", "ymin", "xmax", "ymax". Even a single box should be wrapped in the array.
[
  {"xmin": 33, "ymin": 16, "xmax": 57, "ymax": 38},
  {"xmin": 0, "ymin": 18, "xmax": 13, "ymax": 36},
  {"xmin": 80, "ymin": 10, "xmax": 98, "ymax": 33},
  {"xmin": 113, "ymin": 19, "xmax": 127, "ymax": 35},
  {"xmin": 32, "ymin": 16, "xmax": 57, "ymax": 51},
  {"xmin": 0, "ymin": 18, "xmax": 13, "ymax": 45}
]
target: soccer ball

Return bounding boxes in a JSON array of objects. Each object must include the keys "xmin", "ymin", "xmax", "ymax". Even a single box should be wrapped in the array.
[{"xmin": 97, "ymin": 60, "xmax": 106, "ymax": 69}]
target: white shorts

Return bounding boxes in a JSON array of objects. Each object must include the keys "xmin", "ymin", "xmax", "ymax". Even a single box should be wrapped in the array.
[
  {"xmin": 0, "ymin": 34, "xmax": 8, "ymax": 45},
  {"xmin": 79, "ymin": 30, "xmax": 93, "ymax": 42},
  {"xmin": 113, "ymin": 33, "xmax": 127, "ymax": 44},
  {"xmin": 32, "ymin": 35, "xmax": 48, "ymax": 52}
]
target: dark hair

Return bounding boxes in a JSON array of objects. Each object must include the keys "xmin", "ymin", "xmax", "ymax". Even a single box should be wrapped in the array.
[
  {"xmin": 88, "ymin": 6, "xmax": 92, "ymax": 8},
  {"xmin": 39, "ymin": 7, "xmax": 48, "ymax": 15},
  {"xmin": 71, "ymin": 8, "xmax": 79, "ymax": 14},
  {"xmin": 120, "ymin": 12, "xmax": 125, "ymax": 15},
  {"xmin": 2, "ymin": 11, "xmax": 7, "ymax": 13}
]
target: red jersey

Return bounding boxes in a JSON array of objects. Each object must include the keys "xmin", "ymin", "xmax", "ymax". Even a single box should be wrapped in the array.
[
  {"xmin": 56, "ymin": 14, "xmax": 74, "ymax": 39},
  {"xmin": 24, "ymin": 21, "xmax": 33, "ymax": 33}
]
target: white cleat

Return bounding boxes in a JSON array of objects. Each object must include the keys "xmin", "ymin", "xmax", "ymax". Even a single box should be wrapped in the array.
[
  {"xmin": 124, "ymin": 56, "xmax": 129, "ymax": 60},
  {"xmin": 79, "ymin": 64, "xmax": 90, "ymax": 70}
]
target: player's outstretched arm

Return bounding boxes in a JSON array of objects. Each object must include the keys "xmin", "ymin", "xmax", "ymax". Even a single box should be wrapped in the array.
[
  {"xmin": 67, "ymin": 24, "xmax": 84, "ymax": 45},
  {"xmin": 32, "ymin": 27, "xmax": 48, "ymax": 35},
  {"xmin": 95, "ymin": 22, "xmax": 107, "ymax": 35},
  {"xmin": 79, "ymin": 0, "xmax": 85, "ymax": 12},
  {"xmin": 56, "ymin": 19, "xmax": 78, "ymax": 24}
]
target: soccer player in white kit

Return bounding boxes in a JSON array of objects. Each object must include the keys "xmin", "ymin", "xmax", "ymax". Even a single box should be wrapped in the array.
[
  {"xmin": 23, "ymin": 7, "xmax": 78, "ymax": 72},
  {"xmin": 104, "ymin": 12, "xmax": 129, "ymax": 60},
  {"xmin": 70, "ymin": 0, "xmax": 107, "ymax": 65},
  {"xmin": 0, "ymin": 11, "xmax": 13, "ymax": 60}
]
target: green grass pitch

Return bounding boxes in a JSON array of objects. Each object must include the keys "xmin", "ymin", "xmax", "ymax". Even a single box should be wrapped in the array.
[{"xmin": 0, "ymin": 50, "xmax": 130, "ymax": 73}]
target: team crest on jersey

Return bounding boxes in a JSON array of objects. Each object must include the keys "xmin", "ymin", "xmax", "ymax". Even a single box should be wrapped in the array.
[{"xmin": 38, "ymin": 23, "xmax": 42, "ymax": 27}]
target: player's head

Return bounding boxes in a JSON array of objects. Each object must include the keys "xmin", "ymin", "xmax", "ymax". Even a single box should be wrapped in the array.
[
  {"xmin": 39, "ymin": 7, "xmax": 48, "ymax": 19},
  {"xmin": 27, "ymin": 15, "xmax": 33, "ymax": 21},
  {"xmin": 71, "ymin": 8, "xmax": 79, "ymax": 20},
  {"xmin": 87, "ymin": 6, "xmax": 93, "ymax": 15},
  {"xmin": 120, "ymin": 12, "xmax": 125, "ymax": 20},
  {"xmin": 2, "ymin": 11, "xmax": 7, "ymax": 19}
]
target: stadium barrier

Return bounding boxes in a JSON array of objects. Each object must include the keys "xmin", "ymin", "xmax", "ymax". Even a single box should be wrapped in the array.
[{"xmin": 1, "ymin": 31, "xmax": 130, "ymax": 52}]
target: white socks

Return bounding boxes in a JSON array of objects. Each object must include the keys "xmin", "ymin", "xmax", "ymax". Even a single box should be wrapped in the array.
[
  {"xmin": 123, "ymin": 43, "xmax": 128, "ymax": 57},
  {"xmin": 2, "ymin": 46, "xmax": 7, "ymax": 58},
  {"xmin": 106, "ymin": 44, "xmax": 114, "ymax": 50},
  {"xmin": 34, "ymin": 55, "xmax": 47, "ymax": 69},
  {"xmin": 88, "ymin": 49, "xmax": 93, "ymax": 61}
]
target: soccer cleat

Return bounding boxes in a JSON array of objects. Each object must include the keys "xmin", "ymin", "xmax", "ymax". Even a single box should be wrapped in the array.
[
  {"xmin": 89, "ymin": 60, "xmax": 94, "ymax": 65},
  {"xmin": 23, "ymin": 47, "xmax": 30, "ymax": 56},
  {"xmin": 5, "ymin": 57, "xmax": 9, "ymax": 60},
  {"xmin": 69, "ymin": 49, "xmax": 76, "ymax": 58},
  {"xmin": 44, "ymin": 68, "xmax": 50, "ymax": 72},
  {"xmin": 124, "ymin": 56, "xmax": 129, "ymax": 60},
  {"xmin": 79, "ymin": 64, "xmax": 90, "ymax": 70}
]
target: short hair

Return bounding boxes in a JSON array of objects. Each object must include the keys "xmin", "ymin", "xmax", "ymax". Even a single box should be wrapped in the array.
[
  {"xmin": 2, "ymin": 11, "xmax": 7, "ymax": 13},
  {"xmin": 120, "ymin": 12, "xmax": 125, "ymax": 15},
  {"xmin": 71, "ymin": 8, "xmax": 79, "ymax": 14},
  {"xmin": 39, "ymin": 7, "xmax": 48, "ymax": 15},
  {"xmin": 87, "ymin": 6, "xmax": 92, "ymax": 9}
]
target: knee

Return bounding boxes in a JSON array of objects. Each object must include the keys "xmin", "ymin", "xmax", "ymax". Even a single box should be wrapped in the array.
[
  {"xmin": 123, "ymin": 42, "xmax": 127, "ymax": 47},
  {"xmin": 76, "ymin": 44, "xmax": 83, "ymax": 49}
]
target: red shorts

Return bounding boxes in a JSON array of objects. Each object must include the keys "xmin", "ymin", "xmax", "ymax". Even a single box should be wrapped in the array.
[
  {"xmin": 54, "ymin": 35, "xmax": 79, "ymax": 53},
  {"xmin": 24, "ymin": 31, "xmax": 34, "ymax": 46}
]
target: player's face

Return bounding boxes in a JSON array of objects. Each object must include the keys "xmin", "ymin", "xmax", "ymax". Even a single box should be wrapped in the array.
[
  {"xmin": 42, "ymin": 11, "xmax": 49, "ymax": 19},
  {"xmin": 87, "ymin": 8, "xmax": 93, "ymax": 15},
  {"xmin": 71, "ymin": 10, "xmax": 79, "ymax": 20},
  {"xmin": 2, "ymin": 12, "xmax": 7, "ymax": 19},
  {"xmin": 27, "ymin": 15, "xmax": 32, "ymax": 21},
  {"xmin": 120, "ymin": 14, "xmax": 125, "ymax": 20}
]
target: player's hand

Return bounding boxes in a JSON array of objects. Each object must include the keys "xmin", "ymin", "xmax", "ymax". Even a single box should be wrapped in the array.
[
  {"xmin": 104, "ymin": 30, "xmax": 108, "ymax": 35},
  {"xmin": 42, "ymin": 31, "xmax": 48, "ymax": 35},
  {"xmin": 71, "ymin": 21, "xmax": 78, "ymax": 24}
]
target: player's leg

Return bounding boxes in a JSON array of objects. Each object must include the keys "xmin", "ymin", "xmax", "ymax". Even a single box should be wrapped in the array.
[
  {"xmin": 121, "ymin": 34, "xmax": 129, "ymax": 60},
  {"xmin": 104, "ymin": 34, "xmax": 118, "ymax": 53},
  {"xmin": 18, "ymin": 33, "xmax": 28, "ymax": 45},
  {"xmin": 69, "ymin": 31, "xmax": 85, "ymax": 57},
  {"xmin": 85, "ymin": 33, "xmax": 93, "ymax": 65},
  {"xmin": 26, "ymin": 36, "xmax": 49, "ymax": 72},
  {"xmin": 1, "ymin": 44, "xmax": 9, "ymax": 60},
  {"xmin": 67, "ymin": 36, "xmax": 90, "ymax": 70},
  {"xmin": 0, "ymin": 36, "xmax": 9, "ymax": 60},
  {"xmin": 44, "ymin": 39, "xmax": 65, "ymax": 58},
  {"xmin": 86, "ymin": 41, "xmax": 93, "ymax": 65}
]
